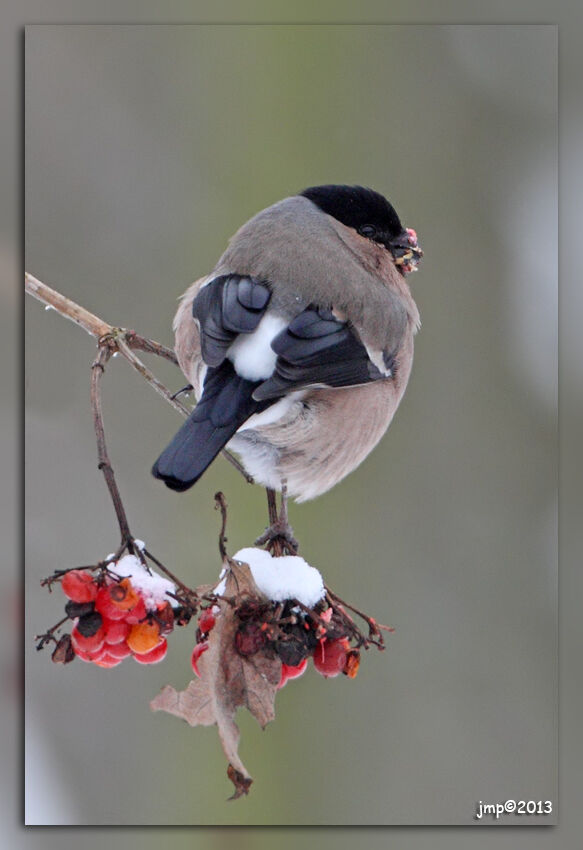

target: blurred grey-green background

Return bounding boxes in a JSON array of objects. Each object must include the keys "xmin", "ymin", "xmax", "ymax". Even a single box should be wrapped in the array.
[{"xmin": 25, "ymin": 25, "xmax": 556, "ymax": 825}]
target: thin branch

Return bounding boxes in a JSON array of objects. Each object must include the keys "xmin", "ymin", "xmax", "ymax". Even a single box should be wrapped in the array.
[
  {"xmin": 25, "ymin": 272, "xmax": 113, "ymax": 339},
  {"xmin": 91, "ymin": 345, "xmax": 133, "ymax": 546},
  {"xmin": 325, "ymin": 586, "xmax": 395, "ymax": 641},
  {"xmin": 114, "ymin": 335, "xmax": 190, "ymax": 417},
  {"xmin": 25, "ymin": 272, "xmax": 253, "ymax": 483},
  {"xmin": 35, "ymin": 615, "xmax": 70, "ymax": 650},
  {"xmin": 125, "ymin": 331, "xmax": 178, "ymax": 365},
  {"xmin": 215, "ymin": 492, "xmax": 229, "ymax": 560},
  {"xmin": 142, "ymin": 547, "xmax": 200, "ymax": 604}
]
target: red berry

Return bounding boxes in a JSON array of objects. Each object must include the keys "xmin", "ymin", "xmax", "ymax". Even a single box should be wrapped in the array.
[
  {"xmin": 124, "ymin": 596, "xmax": 147, "ymax": 624},
  {"xmin": 61, "ymin": 570, "xmax": 97, "ymax": 603},
  {"xmin": 313, "ymin": 638, "xmax": 350, "ymax": 678},
  {"xmin": 104, "ymin": 640, "xmax": 132, "ymax": 660},
  {"xmin": 72, "ymin": 645, "xmax": 99, "ymax": 663},
  {"xmin": 93, "ymin": 653, "xmax": 123, "ymax": 668},
  {"xmin": 198, "ymin": 608, "xmax": 216, "ymax": 634},
  {"xmin": 102, "ymin": 619, "xmax": 130, "ymax": 644},
  {"xmin": 71, "ymin": 623, "xmax": 105, "ymax": 654},
  {"xmin": 278, "ymin": 658, "xmax": 308, "ymax": 689},
  {"xmin": 95, "ymin": 585, "xmax": 127, "ymax": 621},
  {"xmin": 191, "ymin": 641, "xmax": 209, "ymax": 676},
  {"xmin": 133, "ymin": 638, "xmax": 168, "ymax": 665}
]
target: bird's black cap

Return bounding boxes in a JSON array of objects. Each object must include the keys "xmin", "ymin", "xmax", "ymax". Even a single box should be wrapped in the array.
[{"xmin": 300, "ymin": 184, "xmax": 403, "ymax": 247}]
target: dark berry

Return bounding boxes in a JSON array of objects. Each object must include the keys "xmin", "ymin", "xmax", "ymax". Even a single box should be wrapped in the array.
[
  {"xmin": 275, "ymin": 635, "xmax": 309, "ymax": 667},
  {"xmin": 65, "ymin": 600, "xmax": 95, "ymax": 619},
  {"xmin": 235, "ymin": 621, "xmax": 267, "ymax": 657},
  {"xmin": 76, "ymin": 611, "xmax": 103, "ymax": 637}
]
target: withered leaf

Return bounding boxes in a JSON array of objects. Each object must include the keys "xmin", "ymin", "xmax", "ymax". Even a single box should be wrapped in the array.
[
  {"xmin": 151, "ymin": 558, "xmax": 281, "ymax": 797},
  {"xmin": 227, "ymin": 764, "xmax": 253, "ymax": 800}
]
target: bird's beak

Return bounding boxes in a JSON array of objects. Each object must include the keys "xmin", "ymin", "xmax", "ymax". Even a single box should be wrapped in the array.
[{"xmin": 390, "ymin": 227, "xmax": 423, "ymax": 274}]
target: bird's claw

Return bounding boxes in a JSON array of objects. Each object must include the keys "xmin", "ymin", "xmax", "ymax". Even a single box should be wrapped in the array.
[{"xmin": 255, "ymin": 520, "xmax": 299, "ymax": 556}]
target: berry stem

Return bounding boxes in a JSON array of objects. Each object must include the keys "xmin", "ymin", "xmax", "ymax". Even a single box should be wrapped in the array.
[
  {"xmin": 214, "ymin": 491, "xmax": 229, "ymax": 561},
  {"xmin": 325, "ymin": 586, "xmax": 394, "ymax": 646},
  {"xmin": 35, "ymin": 615, "xmax": 70, "ymax": 650},
  {"xmin": 91, "ymin": 344, "xmax": 133, "ymax": 547},
  {"xmin": 142, "ymin": 548, "xmax": 199, "ymax": 605}
]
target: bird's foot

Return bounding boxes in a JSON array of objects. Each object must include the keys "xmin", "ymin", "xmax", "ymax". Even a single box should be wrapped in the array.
[
  {"xmin": 257, "ymin": 484, "xmax": 298, "ymax": 556},
  {"xmin": 255, "ymin": 520, "xmax": 299, "ymax": 556}
]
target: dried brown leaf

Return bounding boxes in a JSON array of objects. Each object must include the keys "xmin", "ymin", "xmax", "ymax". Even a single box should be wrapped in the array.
[{"xmin": 151, "ymin": 558, "xmax": 281, "ymax": 797}]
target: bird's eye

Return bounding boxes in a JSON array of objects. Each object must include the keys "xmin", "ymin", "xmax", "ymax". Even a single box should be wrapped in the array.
[{"xmin": 358, "ymin": 224, "xmax": 377, "ymax": 238}]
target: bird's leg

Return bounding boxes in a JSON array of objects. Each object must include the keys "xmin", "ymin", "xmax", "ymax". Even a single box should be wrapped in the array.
[
  {"xmin": 278, "ymin": 481, "xmax": 292, "ymax": 533},
  {"xmin": 267, "ymin": 487, "xmax": 279, "ymax": 527},
  {"xmin": 255, "ymin": 483, "xmax": 299, "ymax": 556}
]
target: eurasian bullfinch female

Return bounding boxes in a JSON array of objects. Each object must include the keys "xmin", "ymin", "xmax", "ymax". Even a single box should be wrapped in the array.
[{"xmin": 152, "ymin": 185, "xmax": 422, "ymax": 504}]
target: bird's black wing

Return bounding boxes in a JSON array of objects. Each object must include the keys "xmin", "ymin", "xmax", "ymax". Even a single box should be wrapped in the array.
[
  {"xmin": 153, "ymin": 274, "xmax": 273, "ymax": 490},
  {"xmin": 253, "ymin": 305, "xmax": 389, "ymax": 401},
  {"xmin": 193, "ymin": 274, "xmax": 271, "ymax": 366}
]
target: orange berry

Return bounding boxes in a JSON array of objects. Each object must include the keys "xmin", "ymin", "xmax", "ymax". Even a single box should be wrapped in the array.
[
  {"xmin": 127, "ymin": 621, "xmax": 161, "ymax": 654},
  {"xmin": 343, "ymin": 649, "xmax": 361, "ymax": 679},
  {"xmin": 109, "ymin": 578, "xmax": 140, "ymax": 611},
  {"xmin": 95, "ymin": 585, "xmax": 127, "ymax": 621},
  {"xmin": 133, "ymin": 638, "xmax": 168, "ymax": 665}
]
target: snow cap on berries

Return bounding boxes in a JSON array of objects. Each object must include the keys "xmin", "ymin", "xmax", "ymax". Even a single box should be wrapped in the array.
[
  {"xmin": 114, "ymin": 554, "xmax": 176, "ymax": 609},
  {"xmin": 228, "ymin": 548, "xmax": 325, "ymax": 608}
]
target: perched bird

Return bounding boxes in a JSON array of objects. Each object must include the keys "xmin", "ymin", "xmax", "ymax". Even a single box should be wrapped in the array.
[{"xmin": 153, "ymin": 185, "xmax": 422, "ymax": 515}]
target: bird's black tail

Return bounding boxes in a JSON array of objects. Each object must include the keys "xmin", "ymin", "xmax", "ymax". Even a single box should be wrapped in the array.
[{"xmin": 152, "ymin": 360, "xmax": 266, "ymax": 491}]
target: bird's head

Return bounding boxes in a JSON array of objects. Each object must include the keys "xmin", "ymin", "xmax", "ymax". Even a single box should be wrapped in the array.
[{"xmin": 300, "ymin": 184, "xmax": 423, "ymax": 275}]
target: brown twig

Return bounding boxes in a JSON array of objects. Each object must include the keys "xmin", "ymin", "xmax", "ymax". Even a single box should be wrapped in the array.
[
  {"xmin": 215, "ymin": 492, "xmax": 229, "ymax": 560},
  {"xmin": 90, "ymin": 345, "xmax": 134, "ymax": 547},
  {"xmin": 142, "ymin": 547, "xmax": 199, "ymax": 604},
  {"xmin": 25, "ymin": 272, "xmax": 253, "ymax": 483},
  {"xmin": 26, "ymin": 272, "xmax": 112, "ymax": 338},
  {"xmin": 325, "ymin": 586, "xmax": 395, "ymax": 642},
  {"xmin": 35, "ymin": 616, "xmax": 70, "ymax": 651}
]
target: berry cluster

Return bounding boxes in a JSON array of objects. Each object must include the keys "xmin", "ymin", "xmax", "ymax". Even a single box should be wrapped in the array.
[
  {"xmin": 46, "ymin": 560, "xmax": 367, "ymax": 686},
  {"xmin": 189, "ymin": 596, "xmax": 361, "ymax": 688},
  {"xmin": 54, "ymin": 566, "xmax": 177, "ymax": 668},
  {"xmin": 272, "ymin": 602, "xmax": 361, "ymax": 686}
]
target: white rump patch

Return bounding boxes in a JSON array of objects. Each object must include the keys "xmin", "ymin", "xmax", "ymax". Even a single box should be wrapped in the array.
[{"xmin": 227, "ymin": 313, "xmax": 287, "ymax": 381}]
